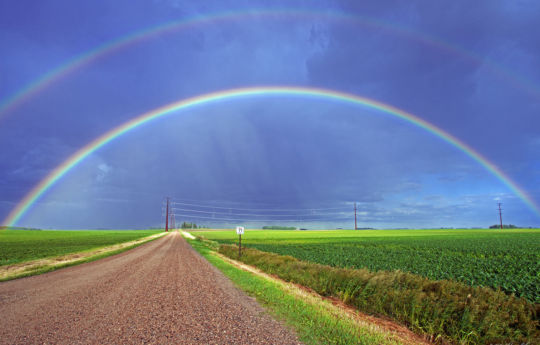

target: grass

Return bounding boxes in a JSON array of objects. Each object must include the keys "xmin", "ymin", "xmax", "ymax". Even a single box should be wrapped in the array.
[
  {"xmin": 187, "ymin": 238, "xmax": 408, "ymax": 345},
  {"xmin": 217, "ymin": 243, "xmax": 539, "ymax": 345},
  {"xmin": 193, "ymin": 228, "xmax": 540, "ymax": 303},
  {"xmin": 0, "ymin": 229, "xmax": 161, "ymax": 266}
]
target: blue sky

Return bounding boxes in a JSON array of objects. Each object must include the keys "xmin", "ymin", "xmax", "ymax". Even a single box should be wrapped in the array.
[{"xmin": 1, "ymin": 0, "xmax": 539, "ymax": 229}]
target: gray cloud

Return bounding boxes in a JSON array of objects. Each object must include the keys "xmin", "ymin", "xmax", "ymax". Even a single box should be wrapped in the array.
[{"xmin": 1, "ymin": 0, "xmax": 539, "ymax": 228}]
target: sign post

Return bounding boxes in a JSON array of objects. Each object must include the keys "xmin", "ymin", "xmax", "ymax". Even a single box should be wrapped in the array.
[{"xmin": 236, "ymin": 226, "xmax": 244, "ymax": 257}]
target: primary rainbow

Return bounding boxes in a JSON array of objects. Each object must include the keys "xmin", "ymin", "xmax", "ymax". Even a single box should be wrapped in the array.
[
  {"xmin": 1, "ymin": 9, "xmax": 539, "ymax": 122},
  {"xmin": 4, "ymin": 86, "xmax": 539, "ymax": 226}
]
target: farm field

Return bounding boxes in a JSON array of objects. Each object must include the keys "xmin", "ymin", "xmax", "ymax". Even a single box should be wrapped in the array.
[
  {"xmin": 192, "ymin": 228, "xmax": 540, "ymax": 303},
  {"xmin": 0, "ymin": 229, "xmax": 161, "ymax": 266}
]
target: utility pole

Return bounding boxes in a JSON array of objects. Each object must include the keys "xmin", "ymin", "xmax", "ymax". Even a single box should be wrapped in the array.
[
  {"xmin": 165, "ymin": 197, "xmax": 169, "ymax": 232},
  {"xmin": 354, "ymin": 202, "xmax": 357, "ymax": 230},
  {"xmin": 171, "ymin": 213, "xmax": 175, "ymax": 230},
  {"xmin": 498, "ymin": 202, "xmax": 503, "ymax": 229}
]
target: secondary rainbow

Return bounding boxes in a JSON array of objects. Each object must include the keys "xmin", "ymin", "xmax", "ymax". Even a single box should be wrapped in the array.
[
  {"xmin": 2, "ymin": 9, "xmax": 539, "ymax": 122},
  {"xmin": 4, "ymin": 86, "xmax": 539, "ymax": 226}
]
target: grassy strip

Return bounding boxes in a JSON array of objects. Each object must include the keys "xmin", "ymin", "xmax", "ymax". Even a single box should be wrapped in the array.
[
  {"xmin": 187, "ymin": 238, "xmax": 408, "ymax": 345},
  {"xmin": 0, "ymin": 232, "xmax": 166, "ymax": 281},
  {"xmin": 219, "ymin": 244, "xmax": 539, "ymax": 345}
]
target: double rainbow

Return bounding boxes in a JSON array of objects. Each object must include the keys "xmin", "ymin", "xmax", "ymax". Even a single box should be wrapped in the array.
[
  {"xmin": 4, "ymin": 86, "xmax": 539, "ymax": 226},
  {"xmin": 2, "ymin": 9, "xmax": 539, "ymax": 122}
]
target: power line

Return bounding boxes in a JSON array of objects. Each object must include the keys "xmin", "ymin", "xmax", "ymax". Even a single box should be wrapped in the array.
[
  {"xmin": 170, "ymin": 213, "xmax": 353, "ymax": 222},
  {"xmin": 169, "ymin": 207, "xmax": 351, "ymax": 217},
  {"xmin": 354, "ymin": 202, "xmax": 357, "ymax": 230},
  {"xmin": 167, "ymin": 197, "xmax": 353, "ymax": 210},
  {"xmin": 169, "ymin": 201, "xmax": 351, "ymax": 212},
  {"xmin": 165, "ymin": 197, "xmax": 169, "ymax": 232},
  {"xmin": 498, "ymin": 202, "xmax": 503, "ymax": 229}
]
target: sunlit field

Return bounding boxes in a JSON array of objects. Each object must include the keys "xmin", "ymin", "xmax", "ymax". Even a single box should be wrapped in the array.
[
  {"xmin": 192, "ymin": 228, "xmax": 540, "ymax": 302},
  {"xmin": 0, "ymin": 229, "xmax": 161, "ymax": 266}
]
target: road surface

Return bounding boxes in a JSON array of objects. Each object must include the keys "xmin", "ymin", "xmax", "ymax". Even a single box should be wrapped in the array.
[{"xmin": 0, "ymin": 232, "xmax": 301, "ymax": 344}]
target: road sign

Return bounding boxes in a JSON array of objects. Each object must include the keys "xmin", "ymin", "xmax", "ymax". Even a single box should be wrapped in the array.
[{"xmin": 236, "ymin": 226, "xmax": 244, "ymax": 235}]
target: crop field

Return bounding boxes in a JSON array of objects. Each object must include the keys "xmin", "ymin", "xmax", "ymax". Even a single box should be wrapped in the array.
[
  {"xmin": 0, "ymin": 229, "xmax": 161, "ymax": 266},
  {"xmin": 192, "ymin": 229, "xmax": 540, "ymax": 303}
]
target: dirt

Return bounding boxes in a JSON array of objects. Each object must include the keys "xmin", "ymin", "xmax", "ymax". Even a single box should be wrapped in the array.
[{"xmin": 0, "ymin": 231, "xmax": 301, "ymax": 344}]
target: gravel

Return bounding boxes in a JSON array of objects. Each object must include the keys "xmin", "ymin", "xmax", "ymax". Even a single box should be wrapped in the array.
[{"xmin": 0, "ymin": 232, "xmax": 302, "ymax": 344}]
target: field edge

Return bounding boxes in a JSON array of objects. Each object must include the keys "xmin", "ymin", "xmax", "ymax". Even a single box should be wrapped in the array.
[
  {"xmin": 0, "ymin": 232, "xmax": 167, "ymax": 281},
  {"xmin": 185, "ymin": 234, "xmax": 425, "ymax": 345}
]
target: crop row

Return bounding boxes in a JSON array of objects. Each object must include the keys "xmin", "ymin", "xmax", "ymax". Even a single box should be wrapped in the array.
[
  {"xmin": 0, "ymin": 230, "xmax": 160, "ymax": 266},
  {"xmin": 196, "ymin": 229, "xmax": 540, "ymax": 303},
  {"xmin": 218, "ymin": 243, "xmax": 539, "ymax": 345}
]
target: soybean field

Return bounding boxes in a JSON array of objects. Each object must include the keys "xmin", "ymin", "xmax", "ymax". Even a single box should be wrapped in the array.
[{"xmin": 193, "ymin": 229, "xmax": 540, "ymax": 303}]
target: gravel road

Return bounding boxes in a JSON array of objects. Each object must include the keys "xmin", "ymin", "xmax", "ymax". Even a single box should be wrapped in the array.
[{"xmin": 0, "ymin": 232, "xmax": 302, "ymax": 344}]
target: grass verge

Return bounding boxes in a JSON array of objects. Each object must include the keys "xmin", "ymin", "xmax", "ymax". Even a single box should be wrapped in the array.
[
  {"xmin": 218, "ymin": 244, "xmax": 539, "ymax": 345},
  {"xmin": 0, "ymin": 232, "xmax": 166, "ymax": 281},
  {"xmin": 187, "ymin": 237, "xmax": 415, "ymax": 345}
]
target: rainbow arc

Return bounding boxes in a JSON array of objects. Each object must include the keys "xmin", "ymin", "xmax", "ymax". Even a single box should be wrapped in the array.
[
  {"xmin": 4, "ymin": 86, "xmax": 539, "ymax": 226},
  {"xmin": 2, "ymin": 9, "xmax": 539, "ymax": 122}
]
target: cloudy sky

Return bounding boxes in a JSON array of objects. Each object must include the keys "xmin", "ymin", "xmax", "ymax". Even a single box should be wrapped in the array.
[{"xmin": 1, "ymin": 0, "xmax": 539, "ymax": 229}]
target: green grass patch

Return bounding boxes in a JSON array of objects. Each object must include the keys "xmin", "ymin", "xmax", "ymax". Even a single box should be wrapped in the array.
[
  {"xmin": 0, "ymin": 229, "xmax": 161, "ymax": 266},
  {"xmin": 188, "ymin": 239, "xmax": 405, "ymax": 345},
  {"xmin": 193, "ymin": 229, "xmax": 540, "ymax": 303},
  {"xmin": 0, "ymin": 236, "xmax": 162, "ymax": 282},
  {"xmin": 218, "ymin": 244, "xmax": 539, "ymax": 345}
]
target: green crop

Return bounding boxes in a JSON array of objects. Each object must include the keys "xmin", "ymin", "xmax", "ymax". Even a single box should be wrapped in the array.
[
  {"xmin": 193, "ymin": 229, "xmax": 540, "ymax": 303},
  {"xmin": 0, "ymin": 229, "xmax": 161, "ymax": 266},
  {"xmin": 217, "ymin": 243, "xmax": 539, "ymax": 344}
]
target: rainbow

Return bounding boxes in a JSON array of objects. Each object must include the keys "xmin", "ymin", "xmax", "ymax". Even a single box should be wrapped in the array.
[
  {"xmin": 4, "ymin": 86, "xmax": 539, "ymax": 226},
  {"xmin": 1, "ymin": 9, "xmax": 539, "ymax": 121}
]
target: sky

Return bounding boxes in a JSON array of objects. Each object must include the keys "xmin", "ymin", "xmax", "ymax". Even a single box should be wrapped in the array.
[{"xmin": 0, "ymin": 0, "xmax": 539, "ymax": 229}]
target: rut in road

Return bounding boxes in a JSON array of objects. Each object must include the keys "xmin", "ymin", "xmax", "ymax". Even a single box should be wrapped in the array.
[{"xmin": 0, "ymin": 232, "xmax": 302, "ymax": 345}]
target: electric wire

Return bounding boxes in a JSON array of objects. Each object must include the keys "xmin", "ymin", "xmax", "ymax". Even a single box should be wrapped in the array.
[
  {"xmin": 169, "ymin": 207, "xmax": 351, "ymax": 217},
  {"xmin": 169, "ymin": 213, "xmax": 353, "ymax": 222},
  {"xmin": 168, "ymin": 201, "xmax": 352, "ymax": 212}
]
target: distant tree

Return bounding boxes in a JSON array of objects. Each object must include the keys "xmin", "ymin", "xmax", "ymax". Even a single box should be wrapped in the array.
[
  {"xmin": 489, "ymin": 224, "xmax": 518, "ymax": 229},
  {"xmin": 180, "ymin": 222, "xmax": 198, "ymax": 229}
]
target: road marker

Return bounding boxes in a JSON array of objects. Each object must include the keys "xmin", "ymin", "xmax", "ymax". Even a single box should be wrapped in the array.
[{"xmin": 236, "ymin": 226, "xmax": 244, "ymax": 257}]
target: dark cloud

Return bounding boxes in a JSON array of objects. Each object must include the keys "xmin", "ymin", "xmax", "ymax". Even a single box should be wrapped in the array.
[{"xmin": 1, "ymin": 0, "xmax": 538, "ymax": 228}]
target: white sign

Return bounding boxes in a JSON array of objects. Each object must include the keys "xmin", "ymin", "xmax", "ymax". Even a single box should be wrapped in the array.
[{"xmin": 236, "ymin": 226, "xmax": 244, "ymax": 235}]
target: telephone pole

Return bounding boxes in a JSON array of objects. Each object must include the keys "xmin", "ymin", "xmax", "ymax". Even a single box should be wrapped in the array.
[
  {"xmin": 498, "ymin": 202, "xmax": 503, "ymax": 229},
  {"xmin": 165, "ymin": 197, "xmax": 169, "ymax": 232},
  {"xmin": 354, "ymin": 202, "xmax": 357, "ymax": 230}
]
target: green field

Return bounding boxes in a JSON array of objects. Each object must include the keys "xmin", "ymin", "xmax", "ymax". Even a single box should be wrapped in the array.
[
  {"xmin": 188, "ymin": 239, "xmax": 406, "ymax": 345},
  {"xmin": 0, "ymin": 229, "xmax": 161, "ymax": 266},
  {"xmin": 193, "ymin": 229, "xmax": 540, "ymax": 303}
]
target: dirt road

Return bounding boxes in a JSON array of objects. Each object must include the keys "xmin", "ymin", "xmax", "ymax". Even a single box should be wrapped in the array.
[{"xmin": 0, "ymin": 232, "xmax": 301, "ymax": 344}]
